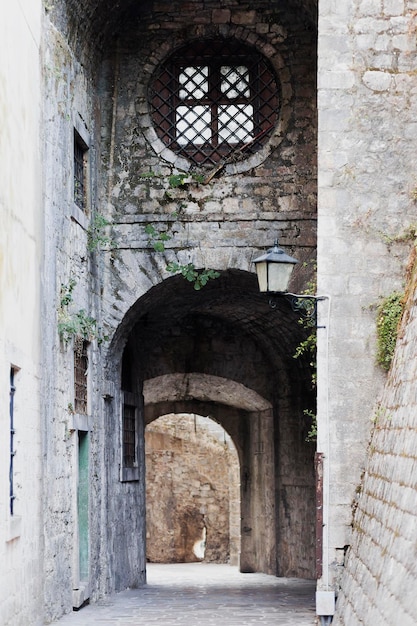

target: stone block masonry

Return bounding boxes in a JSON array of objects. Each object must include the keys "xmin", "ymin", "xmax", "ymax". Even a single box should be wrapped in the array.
[
  {"xmin": 145, "ymin": 414, "xmax": 240, "ymax": 565},
  {"xmin": 316, "ymin": 0, "xmax": 417, "ymax": 607},
  {"xmin": 332, "ymin": 250, "xmax": 417, "ymax": 625}
]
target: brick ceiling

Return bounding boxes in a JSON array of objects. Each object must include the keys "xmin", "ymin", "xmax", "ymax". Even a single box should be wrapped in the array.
[
  {"xmin": 116, "ymin": 269, "xmax": 315, "ymax": 406},
  {"xmin": 50, "ymin": 0, "xmax": 317, "ymax": 56}
]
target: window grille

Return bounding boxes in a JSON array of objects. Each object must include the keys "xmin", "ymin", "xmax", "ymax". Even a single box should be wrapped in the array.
[
  {"xmin": 123, "ymin": 404, "xmax": 137, "ymax": 468},
  {"xmin": 9, "ymin": 368, "xmax": 16, "ymax": 515},
  {"xmin": 74, "ymin": 341, "xmax": 88, "ymax": 414},
  {"xmin": 74, "ymin": 131, "xmax": 87, "ymax": 210},
  {"xmin": 149, "ymin": 39, "xmax": 280, "ymax": 166}
]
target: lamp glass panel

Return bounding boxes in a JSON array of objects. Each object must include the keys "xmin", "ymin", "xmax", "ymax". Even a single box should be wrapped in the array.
[
  {"xmin": 255, "ymin": 262, "xmax": 268, "ymax": 292},
  {"xmin": 267, "ymin": 262, "xmax": 294, "ymax": 293}
]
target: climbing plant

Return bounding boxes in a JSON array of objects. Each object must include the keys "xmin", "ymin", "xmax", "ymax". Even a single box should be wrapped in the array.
[
  {"xmin": 58, "ymin": 279, "xmax": 108, "ymax": 344},
  {"xmin": 87, "ymin": 213, "xmax": 113, "ymax": 252},
  {"xmin": 165, "ymin": 262, "xmax": 220, "ymax": 291},
  {"xmin": 375, "ymin": 291, "xmax": 404, "ymax": 371},
  {"xmin": 141, "ymin": 170, "xmax": 220, "ymax": 290},
  {"xmin": 292, "ymin": 266, "xmax": 318, "ymax": 442}
]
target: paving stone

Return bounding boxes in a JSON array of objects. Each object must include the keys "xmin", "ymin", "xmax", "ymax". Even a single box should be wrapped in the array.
[{"xmin": 52, "ymin": 563, "xmax": 316, "ymax": 625}]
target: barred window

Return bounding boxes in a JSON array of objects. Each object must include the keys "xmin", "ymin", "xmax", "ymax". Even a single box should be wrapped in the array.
[
  {"xmin": 123, "ymin": 403, "xmax": 137, "ymax": 468},
  {"xmin": 74, "ymin": 340, "xmax": 88, "ymax": 414},
  {"xmin": 74, "ymin": 130, "xmax": 88, "ymax": 210},
  {"xmin": 9, "ymin": 368, "xmax": 16, "ymax": 515},
  {"xmin": 149, "ymin": 39, "xmax": 280, "ymax": 166}
]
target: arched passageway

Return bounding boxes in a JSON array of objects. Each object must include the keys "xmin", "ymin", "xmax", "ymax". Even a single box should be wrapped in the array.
[
  {"xmin": 145, "ymin": 413, "xmax": 240, "ymax": 565},
  {"xmin": 41, "ymin": 0, "xmax": 318, "ymax": 610},
  {"xmin": 104, "ymin": 270, "xmax": 316, "ymax": 591}
]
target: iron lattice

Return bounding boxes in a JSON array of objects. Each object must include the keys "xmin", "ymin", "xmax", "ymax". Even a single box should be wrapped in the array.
[{"xmin": 150, "ymin": 40, "xmax": 280, "ymax": 166}]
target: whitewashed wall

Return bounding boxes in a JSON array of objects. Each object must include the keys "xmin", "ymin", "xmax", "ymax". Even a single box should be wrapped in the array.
[{"xmin": 0, "ymin": 2, "xmax": 44, "ymax": 625}]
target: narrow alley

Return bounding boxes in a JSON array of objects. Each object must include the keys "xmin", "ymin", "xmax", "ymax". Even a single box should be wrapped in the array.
[{"xmin": 52, "ymin": 563, "xmax": 316, "ymax": 625}]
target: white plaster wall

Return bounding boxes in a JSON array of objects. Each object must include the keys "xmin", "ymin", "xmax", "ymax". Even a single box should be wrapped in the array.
[
  {"xmin": 0, "ymin": 1, "xmax": 44, "ymax": 625},
  {"xmin": 317, "ymin": 0, "xmax": 417, "ymax": 604}
]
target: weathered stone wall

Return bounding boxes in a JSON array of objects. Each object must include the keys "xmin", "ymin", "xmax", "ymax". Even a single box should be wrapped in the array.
[
  {"xmin": 3, "ymin": 1, "xmax": 318, "ymax": 622},
  {"xmin": 41, "ymin": 14, "xmax": 112, "ymax": 620},
  {"xmin": 98, "ymin": 0, "xmax": 318, "ymax": 589},
  {"xmin": 333, "ymin": 250, "xmax": 417, "ymax": 625},
  {"xmin": 276, "ymin": 402, "xmax": 316, "ymax": 579},
  {"xmin": 99, "ymin": 0, "xmax": 317, "ymax": 336},
  {"xmin": 317, "ymin": 0, "xmax": 417, "ymax": 597},
  {"xmin": 145, "ymin": 414, "xmax": 240, "ymax": 565},
  {"xmin": 0, "ymin": 2, "xmax": 45, "ymax": 625}
]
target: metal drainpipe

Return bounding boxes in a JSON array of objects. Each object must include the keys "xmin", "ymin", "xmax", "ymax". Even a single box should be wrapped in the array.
[{"xmin": 316, "ymin": 297, "xmax": 336, "ymax": 623}]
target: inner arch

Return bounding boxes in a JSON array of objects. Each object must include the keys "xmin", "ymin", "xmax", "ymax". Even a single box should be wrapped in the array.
[{"xmin": 144, "ymin": 374, "xmax": 272, "ymax": 412}]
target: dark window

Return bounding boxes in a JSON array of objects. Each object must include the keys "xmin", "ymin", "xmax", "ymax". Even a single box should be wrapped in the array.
[
  {"xmin": 74, "ymin": 130, "xmax": 87, "ymax": 210},
  {"xmin": 74, "ymin": 341, "xmax": 88, "ymax": 414},
  {"xmin": 149, "ymin": 39, "xmax": 280, "ymax": 166},
  {"xmin": 123, "ymin": 404, "xmax": 137, "ymax": 468},
  {"xmin": 9, "ymin": 368, "xmax": 16, "ymax": 515}
]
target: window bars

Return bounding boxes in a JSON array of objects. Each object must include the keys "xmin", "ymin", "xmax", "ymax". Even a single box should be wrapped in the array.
[
  {"xmin": 123, "ymin": 404, "xmax": 137, "ymax": 468},
  {"xmin": 74, "ymin": 131, "xmax": 87, "ymax": 210},
  {"xmin": 74, "ymin": 341, "xmax": 88, "ymax": 414},
  {"xmin": 149, "ymin": 39, "xmax": 280, "ymax": 166}
]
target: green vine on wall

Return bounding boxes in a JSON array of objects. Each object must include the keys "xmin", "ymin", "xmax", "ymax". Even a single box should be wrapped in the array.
[
  {"xmin": 166, "ymin": 262, "xmax": 220, "ymax": 291},
  {"xmin": 87, "ymin": 213, "xmax": 113, "ymax": 252},
  {"xmin": 58, "ymin": 279, "xmax": 108, "ymax": 344},
  {"xmin": 293, "ymin": 265, "xmax": 318, "ymax": 442},
  {"xmin": 141, "ymin": 171, "xmax": 220, "ymax": 290},
  {"xmin": 375, "ymin": 291, "xmax": 405, "ymax": 371}
]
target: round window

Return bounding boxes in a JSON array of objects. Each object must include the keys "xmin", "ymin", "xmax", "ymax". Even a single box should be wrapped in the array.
[{"xmin": 149, "ymin": 39, "xmax": 280, "ymax": 167}]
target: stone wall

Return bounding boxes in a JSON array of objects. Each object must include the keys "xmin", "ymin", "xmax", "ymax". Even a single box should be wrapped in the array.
[
  {"xmin": 316, "ymin": 0, "xmax": 417, "ymax": 597},
  {"xmin": 145, "ymin": 414, "xmax": 240, "ymax": 565},
  {"xmin": 99, "ymin": 0, "xmax": 317, "ymax": 337},
  {"xmin": 98, "ymin": 0, "xmax": 318, "ymax": 590},
  {"xmin": 40, "ymin": 17, "xmax": 106, "ymax": 619},
  {"xmin": 333, "ymin": 249, "xmax": 417, "ymax": 625}
]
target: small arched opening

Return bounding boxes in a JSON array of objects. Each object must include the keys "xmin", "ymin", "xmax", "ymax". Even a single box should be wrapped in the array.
[{"xmin": 145, "ymin": 412, "xmax": 240, "ymax": 566}]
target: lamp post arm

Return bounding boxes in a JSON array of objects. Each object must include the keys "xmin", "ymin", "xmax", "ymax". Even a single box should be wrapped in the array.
[{"xmin": 268, "ymin": 292, "xmax": 329, "ymax": 325}]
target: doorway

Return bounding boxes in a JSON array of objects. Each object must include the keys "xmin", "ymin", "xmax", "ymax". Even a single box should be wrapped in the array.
[{"xmin": 145, "ymin": 413, "xmax": 240, "ymax": 565}]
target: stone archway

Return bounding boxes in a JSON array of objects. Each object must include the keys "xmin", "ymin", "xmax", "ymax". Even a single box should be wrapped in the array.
[
  {"xmin": 37, "ymin": 1, "xmax": 318, "ymax": 617},
  {"xmin": 103, "ymin": 270, "xmax": 316, "ymax": 592},
  {"xmin": 144, "ymin": 375, "xmax": 274, "ymax": 573}
]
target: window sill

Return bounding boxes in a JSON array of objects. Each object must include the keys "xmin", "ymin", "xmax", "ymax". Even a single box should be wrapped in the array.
[
  {"xmin": 71, "ymin": 204, "xmax": 88, "ymax": 230},
  {"xmin": 70, "ymin": 413, "xmax": 91, "ymax": 432},
  {"xmin": 6, "ymin": 515, "xmax": 22, "ymax": 542},
  {"xmin": 120, "ymin": 466, "xmax": 139, "ymax": 482}
]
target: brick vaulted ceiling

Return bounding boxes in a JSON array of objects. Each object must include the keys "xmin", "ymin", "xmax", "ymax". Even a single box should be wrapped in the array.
[
  {"xmin": 48, "ymin": 0, "xmax": 317, "ymax": 54},
  {"xmin": 116, "ymin": 270, "xmax": 315, "ymax": 409}
]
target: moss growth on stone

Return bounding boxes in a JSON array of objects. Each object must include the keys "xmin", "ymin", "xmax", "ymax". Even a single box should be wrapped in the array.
[{"xmin": 376, "ymin": 292, "xmax": 404, "ymax": 371}]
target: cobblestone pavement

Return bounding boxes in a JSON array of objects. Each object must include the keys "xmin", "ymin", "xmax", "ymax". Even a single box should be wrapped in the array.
[{"xmin": 53, "ymin": 563, "xmax": 317, "ymax": 625}]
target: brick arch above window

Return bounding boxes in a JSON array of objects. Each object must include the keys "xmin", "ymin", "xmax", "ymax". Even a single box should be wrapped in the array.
[{"xmin": 140, "ymin": 32, "xmax": 291, "ymax": 173}]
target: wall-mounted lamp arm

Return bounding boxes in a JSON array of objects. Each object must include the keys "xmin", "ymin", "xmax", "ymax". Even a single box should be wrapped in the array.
[{"xmin": 268, "ymin": 292, "xmax": 328, "ymax": 324}]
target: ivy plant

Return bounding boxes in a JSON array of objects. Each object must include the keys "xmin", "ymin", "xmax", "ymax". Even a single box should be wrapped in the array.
[
  {"xmin": 87, "ymin": 213, "xmax": 113, "ymax": 252},
  {"xmin": 58, "ymin": 279, "xmax": 108, "ymax": 344},
  {"xmin": 293, "ymin": 264, "xmax": 318, "ymax": 441},
  {"xmin": 142, "ymin": 170, "xmax": 220, "ymax": 290},
  {"xmin": 144, "ymin": 224, "xmax": 172, "ymax": 253},
  {"xmin": 376, "ymin": 291, "xmax": 404, "ymax": 371},
  {"xmin": 166, "ymin": 262, "xmax": 220, "ymax": 290}
]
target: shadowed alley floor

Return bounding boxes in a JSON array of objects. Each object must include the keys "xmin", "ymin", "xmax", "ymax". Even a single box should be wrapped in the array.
[{"xmin": 52, "ymin": 563, "xmax": 317, "ymax": 625}]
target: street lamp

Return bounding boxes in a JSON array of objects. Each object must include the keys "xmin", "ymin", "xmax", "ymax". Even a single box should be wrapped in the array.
[
  {"xmin": 253, "ymin": 240, "xmax": 325, "ymax": 321},
  {"xmin": 252, "ymin": 240, "xmax": 298, "ymax": 294}
]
